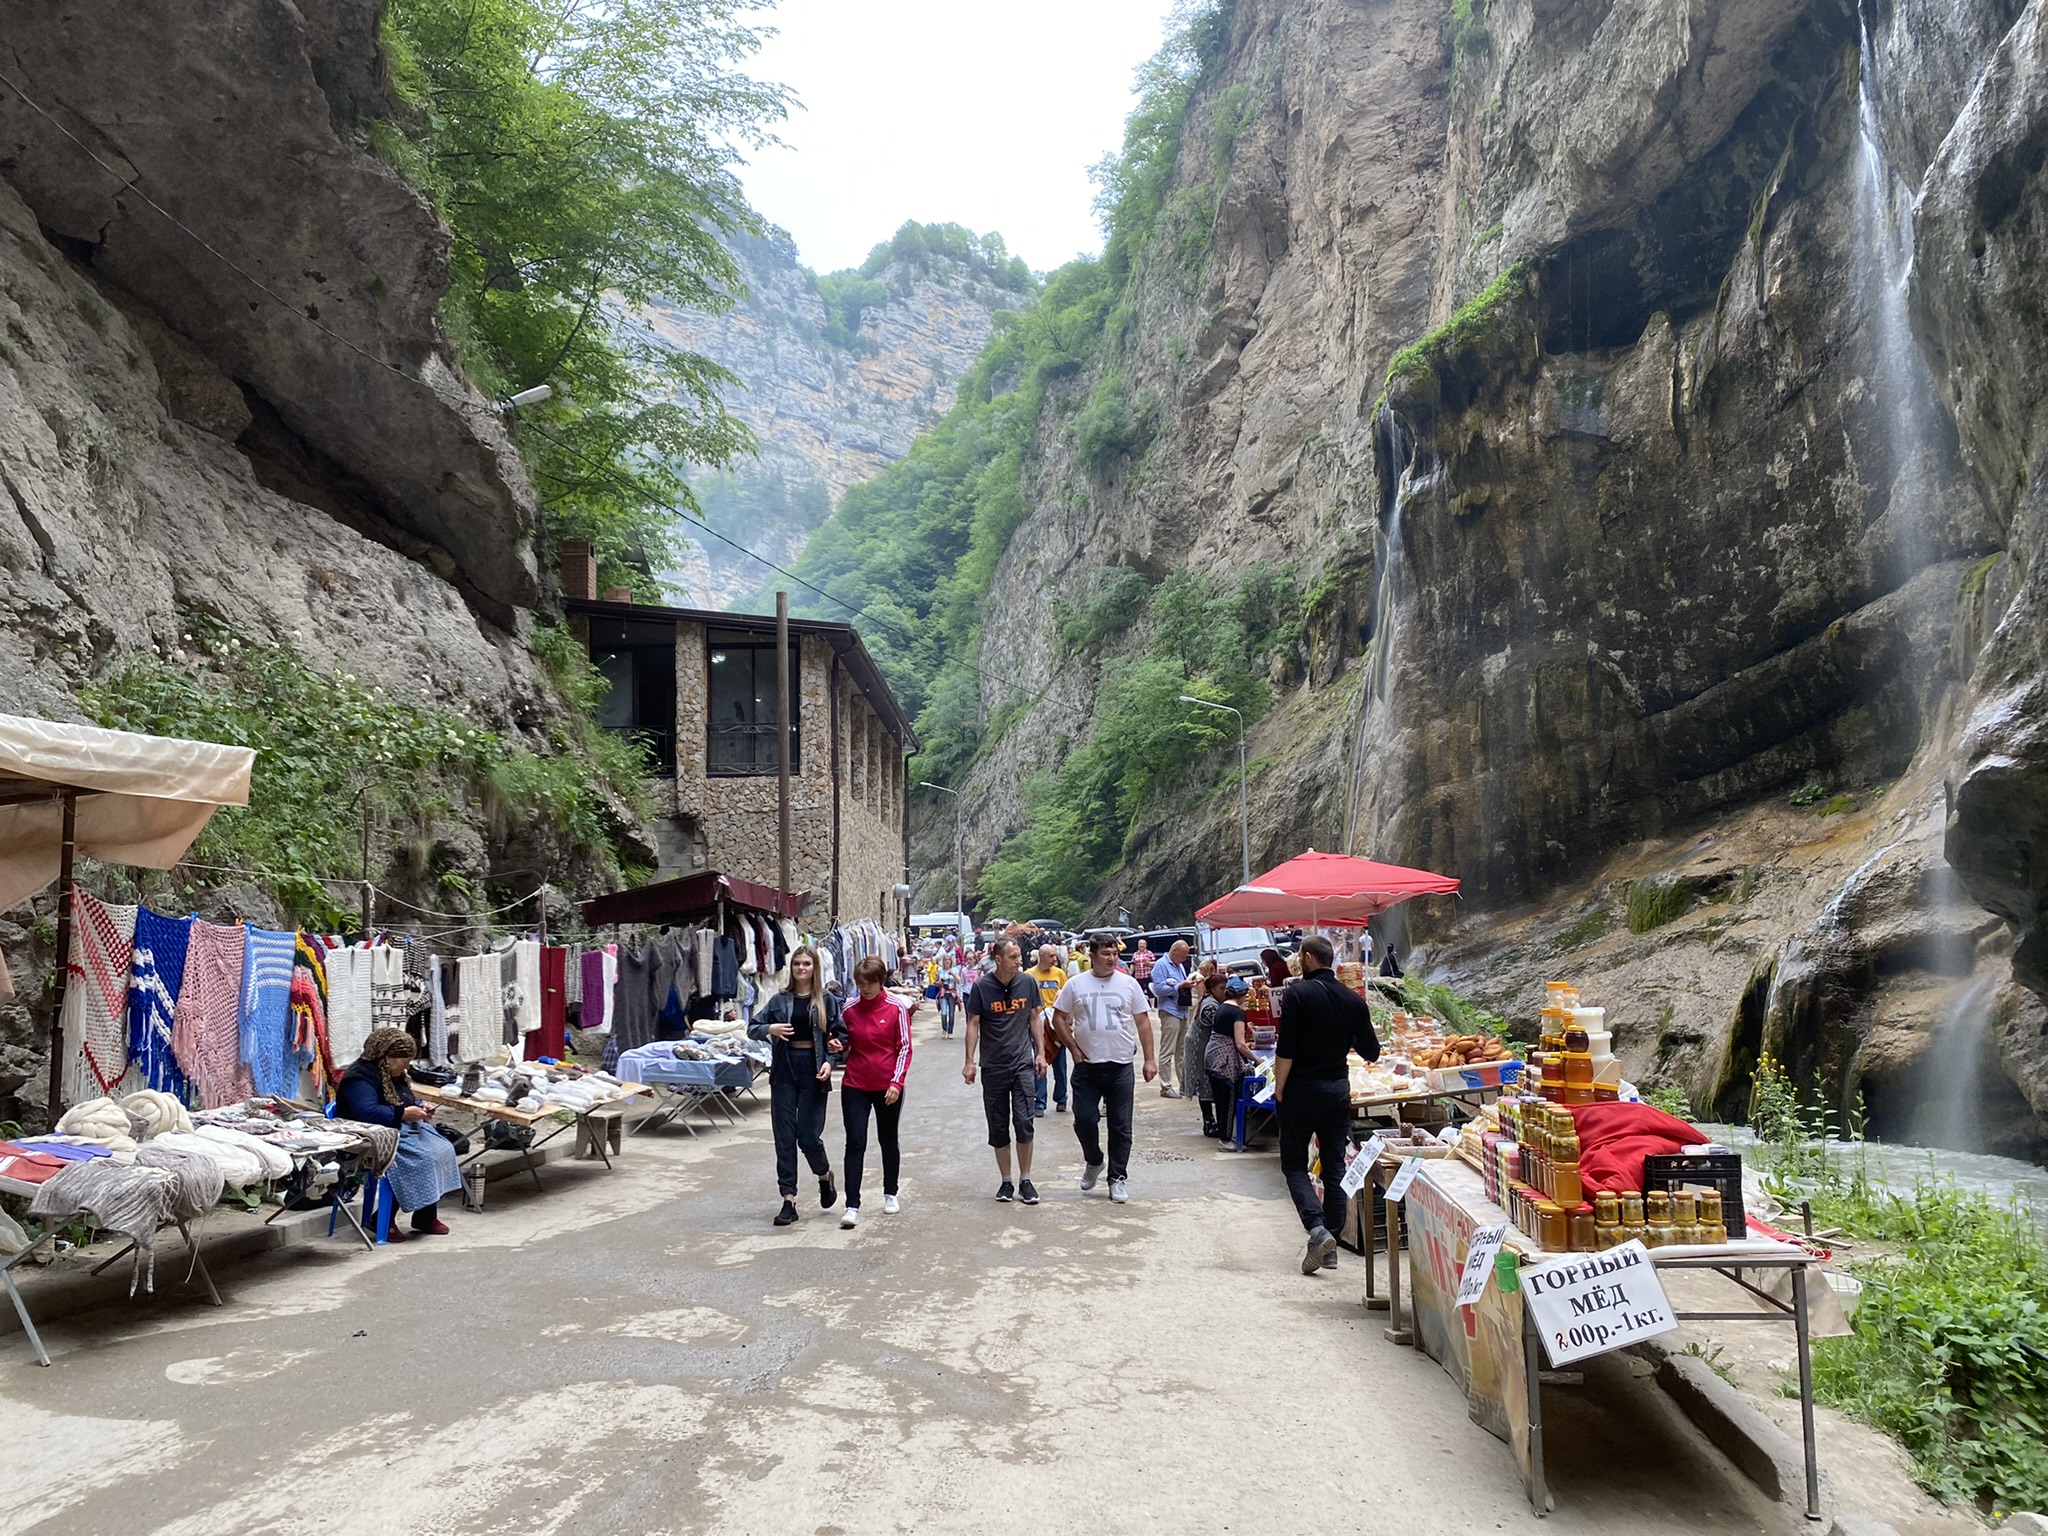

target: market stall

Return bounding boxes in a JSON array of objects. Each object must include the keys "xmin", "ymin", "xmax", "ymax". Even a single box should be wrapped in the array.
[
  {"xmin": 1348, "ymin": 983, "xmax": 1836, "ymax": 1519},
  {"xmin": 0, "ymin": 713, "xmax": 254, "ymax": 1118},
  {"xmin": 404, "ymin": 1072, "xmax": 653, "ymax": 1209}
]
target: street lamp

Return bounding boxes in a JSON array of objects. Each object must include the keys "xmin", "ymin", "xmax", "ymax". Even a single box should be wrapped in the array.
[
  {"xmin": 1180, "ymin": 696, "xmax": 1249, "ymax": 885},
  {"xmin": 918, "ymin": 780, "xmax": 965, "ymax": 927}
]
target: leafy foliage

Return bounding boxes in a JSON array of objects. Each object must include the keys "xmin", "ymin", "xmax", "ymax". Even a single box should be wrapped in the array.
[
  {"xmin": 377, "ymin": 0, "xmax": 788, "ymax": 594},
  {"xmin": 1055, "ymin": 568, "xmax": 1154, "ymax": 655},
  {"xmin": 81, "ymin": 618, "xmax": 635, "ymax": 927}
]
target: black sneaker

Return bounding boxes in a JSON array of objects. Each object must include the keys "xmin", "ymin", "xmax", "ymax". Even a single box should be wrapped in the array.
[
  {"xmin": 773, "ymin": 1200, "xmax": 799, "ymax": 1227},
  {"xmin": 1302, "ymin": 1225, "xmax": 1339, "ymax": 1275},
  {"xmin": 996, "ymin": 1180, "xmax": 1015, "ymax": 1202},
  {"xmin": 1019, "ymin": 1179, "xmax": 1040, "ymax": 1206},
  {"xmin": 819, "ymin": 1176, "xmax": 837, "ymax": 1211},
  {"xmin": 1322, "ymin": 1249, "xmax": 1339, "ymax": 1270}
]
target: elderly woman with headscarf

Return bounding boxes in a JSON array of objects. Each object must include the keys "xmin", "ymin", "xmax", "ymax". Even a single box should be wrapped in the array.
[{"xmin": 335, "ymin": 1027, "xmax": 461, "ymax": 1240}]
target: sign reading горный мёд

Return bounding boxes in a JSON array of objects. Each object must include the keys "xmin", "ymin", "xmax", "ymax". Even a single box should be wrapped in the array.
[{"xmin": 1520, "ymin": 1239, "xmax": 1678, "ymax": 1367}]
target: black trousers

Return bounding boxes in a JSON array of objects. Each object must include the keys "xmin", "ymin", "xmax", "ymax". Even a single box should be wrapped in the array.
[
  {"xmin": 1279, "ymin": 1077, "xmax": 1352, "ymax": 1235},
  {"xmin": 1208, "ymin": 1073, "xmax": 1239, "ymax": 1138},
  {"xmin": 841, "ymin": 1085, "xmax": 903, "ymax": 1207},
  {"xmin": 1071, "ymin": 1060, "xmax": 1134, "ymax": 1181},
  {"xmin": 770, "ymin": 1058, "xmax": 832, "ymax": 1199}
]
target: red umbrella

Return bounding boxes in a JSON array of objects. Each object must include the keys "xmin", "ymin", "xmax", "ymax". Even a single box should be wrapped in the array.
[{"xmin": 1195, "ymin": 849, "xmax": 1460, "ymax": 928}]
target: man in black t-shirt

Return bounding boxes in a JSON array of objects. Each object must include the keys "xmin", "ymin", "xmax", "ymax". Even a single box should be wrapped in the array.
[
  {"xmin": 963, "ymin": 938, "xmax": 1048, "ymax": 1204},
  {"xmin": 1274, "ymin": 935, "xmax": 1381, "ymax": 1275}
]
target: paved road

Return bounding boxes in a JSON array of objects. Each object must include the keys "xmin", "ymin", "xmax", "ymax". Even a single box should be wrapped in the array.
[{"xmin": 0, "ymin": 1006, "xmax": 1794, "ymax": 1535}]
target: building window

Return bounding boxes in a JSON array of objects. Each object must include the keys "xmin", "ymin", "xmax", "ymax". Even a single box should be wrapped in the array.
[
  {"xmin": 588, "ymin": 616, "xmax": 677, "ymax": 778},
  {"xmin": 707, "ymin": 629, "xmax": 800, "ymax": 775}
]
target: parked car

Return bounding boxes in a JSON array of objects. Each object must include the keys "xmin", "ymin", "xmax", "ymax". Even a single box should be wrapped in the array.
[{"xmin": 1198, "ymin": 924, "xmax": 1275, "ymax": 977}]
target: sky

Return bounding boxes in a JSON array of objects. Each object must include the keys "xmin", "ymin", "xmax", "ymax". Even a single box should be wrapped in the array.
[{"xmin": 737, "ymin": 0, "xmax": 1182, "ymax": 275}]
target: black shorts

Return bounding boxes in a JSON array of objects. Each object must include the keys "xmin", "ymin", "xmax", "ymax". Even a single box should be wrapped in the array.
[{"xmin": 981, "ymin": 1065, "xmax": 1036, "ymax": 1147}]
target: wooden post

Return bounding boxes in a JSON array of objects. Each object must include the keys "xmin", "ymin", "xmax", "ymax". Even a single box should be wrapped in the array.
[
  {"xmin": 359, "ymin": 797, "xmax": 373, "ymax": 938},
  {"xmin": 44, "ymin": 790, "xmax": 77, "ymax": 1125},
  {"xmin": 829, "ymin": 653, "xmax": 842, "ymax": 924},
  {"xmin": 775, "ymin": 591, "xmax": 792, "ymax": 899}
]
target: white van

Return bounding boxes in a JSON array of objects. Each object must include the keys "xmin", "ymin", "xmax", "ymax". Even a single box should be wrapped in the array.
[
  {"xmin": 1198, "ymin": 924, "xmax": 1274, "ymax": 976},
  {"xmin": 909, "ymin": 911, "xmax": 973, "ymax": 942}
]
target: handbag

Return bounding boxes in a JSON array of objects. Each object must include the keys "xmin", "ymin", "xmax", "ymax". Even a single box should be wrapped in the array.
[{"xmin": 430, "ymin": 1121, "xmax": 472, "ymax": 1156}]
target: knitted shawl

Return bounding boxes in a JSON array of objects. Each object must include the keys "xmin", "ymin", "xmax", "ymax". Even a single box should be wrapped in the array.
[
  {"xmin": 127, "ymin": 909, "xmax": 193, "ymax": 1102},
  {"xmin": 323, "ymin": 944, "xmax": 373, "ymax": 1066},
  {"xmin": 579, "ymin": 948, "xmax": 611, "ymax": 1032},
  {"xmin": 173, "ymin": 920, "xmax": 252, "ymax": 1109},
  {"xmin": 62, "ymin": 892, "xmax": 138, "ymax": 1098},
  {"xmin": 289, "ymin": 934, "xmax": 338, "ymax": 1096},
  {"xmin": 369, "ymin": 942, "xmax": 410, "ymax": 1036},
  {"xmin": 237, "ymin": 925, "xmax": 298, "ymax": 1097},
  {"xmin": 455, "ymin": 952, "xmax": 504, "ymax": 1063}
]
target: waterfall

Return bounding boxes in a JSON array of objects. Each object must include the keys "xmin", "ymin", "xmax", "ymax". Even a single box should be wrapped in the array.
[
  {"xmin": 1853, "ymin": 19, "xmax": 1944, "ymax": 578},
  {"xmin": 1909, "ymin": 973, "xmax": 2003, "ymax": 1154}
]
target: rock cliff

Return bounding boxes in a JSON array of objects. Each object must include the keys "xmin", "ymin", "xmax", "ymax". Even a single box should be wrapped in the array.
[
  {"xmin": 625, "ymin": 228, "xmax": 1029, "ymax": 608},
  {"xmin": 916, "ymin": 0, "xmax": 2048, "ymax": 1160},
  {"xmin": 0, "ymin": 0, "xmax": 611, "ymax": 1121}
]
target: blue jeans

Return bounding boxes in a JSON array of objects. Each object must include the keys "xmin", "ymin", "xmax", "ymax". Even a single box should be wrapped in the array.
[
  {"xmin": 1034, "ymin": 1044, "xmax": 1069, "ymax": 1112},
  {"xmin": 939, "ymin": 993, "xmax": 956, "ymax": 1033}
]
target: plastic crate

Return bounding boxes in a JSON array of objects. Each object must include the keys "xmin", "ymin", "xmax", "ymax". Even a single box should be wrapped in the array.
[{"xmin": 1642, "ymin": 1151, "xmax": 1746, "ymax": 1239}]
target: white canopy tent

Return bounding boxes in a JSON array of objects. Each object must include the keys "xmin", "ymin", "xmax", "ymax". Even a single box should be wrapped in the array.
[{"xmin": 0, "ymin": 714, "xmax": 254, "ymax": 1114}]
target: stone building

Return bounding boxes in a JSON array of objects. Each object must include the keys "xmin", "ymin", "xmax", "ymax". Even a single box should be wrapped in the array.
[{"xmin": 563, "ymin": 559, "xmax": 913, "ymax": 928}]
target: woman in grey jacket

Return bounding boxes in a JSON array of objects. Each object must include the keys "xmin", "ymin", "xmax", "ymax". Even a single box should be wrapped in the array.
[{"xmin": 749, "ymin": 946, "xmax": 845, "ymax": 1226}]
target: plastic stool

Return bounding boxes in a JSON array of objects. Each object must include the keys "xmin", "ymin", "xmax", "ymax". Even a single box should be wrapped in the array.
[{"xmin": 324, "ymin": 1099, "xmax": 398, "ymax": 1244}]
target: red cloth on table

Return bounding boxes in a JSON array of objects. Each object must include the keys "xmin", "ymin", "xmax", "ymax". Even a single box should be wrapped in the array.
[
  {"xmin": 526, "ymin": 945, "xmax": 568, "ymax": 1061},
  {"xmin": 0, "ymin": 1142, "xmax": 70, "ymax": 1185},
  {"xmin": 1568, "ymin": 1101, "xmax": 1707, "ymax": 1194}
]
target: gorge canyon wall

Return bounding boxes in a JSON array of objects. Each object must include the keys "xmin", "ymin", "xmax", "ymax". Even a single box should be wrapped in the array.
[{"xmin": 916, "ymin": 0, "xmax": 2048, "ymax": 1160}]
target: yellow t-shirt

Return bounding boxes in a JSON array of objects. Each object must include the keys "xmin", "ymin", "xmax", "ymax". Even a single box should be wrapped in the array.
[{"xmin": 1029, "ymin": 963, "xmax": 1068, "ymax": 1015}]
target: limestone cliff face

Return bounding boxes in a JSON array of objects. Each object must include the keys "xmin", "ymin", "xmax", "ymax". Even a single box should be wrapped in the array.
[
  {"xmin": 626, "ymin": 232, "xmax": 1028, "ymax": 608},
  {"xmin": 919, "ymin": 0, "xmax": 2048, "ymax": 1159},
  {"xmin": 0, "ymin": 1, "xmax": 614, "ymax": 1120}
]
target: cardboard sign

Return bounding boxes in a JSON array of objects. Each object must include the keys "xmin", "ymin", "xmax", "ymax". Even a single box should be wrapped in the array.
[
  {"xmin": 1339, "ymin": 1133, "xmax": 1388, "ymax": 1197},
  {"xmin": 1455, "ymin": 1222, "xmax": 1510, "ymax": 1307},
  {"xmin": 1384, "ymin": 1156, "xmax": 1423, "ymax": 1202},
  {"xmin": 1520, "ymin": 1239, "xmax": 1678, "ymax": 1365}
]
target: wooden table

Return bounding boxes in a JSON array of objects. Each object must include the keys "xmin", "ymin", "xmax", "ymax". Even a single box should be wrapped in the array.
[{"xmin": 405, "ymin": 1079, "xmax": 652, "ymax": 1210}]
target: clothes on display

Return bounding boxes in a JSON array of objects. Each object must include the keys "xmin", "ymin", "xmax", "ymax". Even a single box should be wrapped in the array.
[
  {"xmin": 237, "ymin": 926, "xmax": 298, "ymax": 1099},
  {"xmin": 60, "ymin": 891, "xmax": 138, "ymax": 1101},
  {"xmin": 173, "ymin": 919, "xmax": 253, "ymax": 1110},
  {"xmin": 127, "ymin": 908, "xmax": 193, "ymax": 1102}
]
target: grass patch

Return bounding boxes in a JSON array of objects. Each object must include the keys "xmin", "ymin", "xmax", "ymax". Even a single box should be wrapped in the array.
[
  {"xmin": 1556, "ymin": 903, "xmax": 1614, "ymax": 950},
  {"xmin": 1384, "ymin": 260, "xmax": 1527, "ymax": 390},
  {"xmin": 1959, "ymin": 553, "xmax": 2003, "ymax": 597},
  {"xmin": 1817, "ymin": 792, "xmax": 1855, "ymax": 817},
  {"xmin": 1626, "ymin": 875, "xmax": 1690, "ymax": 933}
]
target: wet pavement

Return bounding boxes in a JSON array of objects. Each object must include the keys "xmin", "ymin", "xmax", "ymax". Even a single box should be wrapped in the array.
[{"xmin": 0, "ymin": 1007, "xmax": 1797, "ymax": 1535}]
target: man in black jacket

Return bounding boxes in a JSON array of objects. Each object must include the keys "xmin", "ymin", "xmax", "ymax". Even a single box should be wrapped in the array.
[{"xmin": 1274, "ymin": 935, "xmax": 1381, "ymax": 1274}]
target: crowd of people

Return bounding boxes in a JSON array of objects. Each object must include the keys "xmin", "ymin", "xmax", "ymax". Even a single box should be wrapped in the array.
[{"xmin": 743, "ymin": 922, "xmax": 1385, "ymax": 1276}]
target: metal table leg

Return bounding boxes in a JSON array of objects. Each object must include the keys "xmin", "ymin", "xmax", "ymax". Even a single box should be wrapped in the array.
[
  {"xmin": 176, "ymin": 1220, "xmax": 222, "ymax": 1306},
  {"xmin": 1792, "ymin": 1265, "xmax": 1820, "ymax": 1520},
  {"xmin": 3, "ymin": 1234, "xmax": 54, "ymax": 1366}
]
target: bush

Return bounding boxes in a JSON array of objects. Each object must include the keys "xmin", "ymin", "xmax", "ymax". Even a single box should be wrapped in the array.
[
  {"xmin": 1073, "ymin": 371, "xmax": 1147, "ymax": 476},
  {"xmin": 1056, "ymin": 568, "xmax": 1154, "ymax": 654}
]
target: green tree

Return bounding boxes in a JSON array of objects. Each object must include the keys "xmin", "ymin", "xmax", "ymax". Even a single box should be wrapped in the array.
[{"xmin": 377, "ymin": 0, "xmax": 788, "ymax": 592}]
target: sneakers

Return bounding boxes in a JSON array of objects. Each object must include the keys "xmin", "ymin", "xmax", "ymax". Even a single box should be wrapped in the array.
[
  {"xmin": 1055, "ymin": 1102, "xmax": 1068, "ymax": 1113},
  {"xmin": 841, "ymin": 1207, "xmax": 859, "ymax": 1230},
  {"xmin": 1221, "ymin": 1140, "xmax": 1244, "ymax": 1153},
  {"xmin": 773, "ymin": 1200, "xmax": 799, "ymax": 1227},
  {"xmin": 1019, "ymin": 1179, "xmax": 1040, "ymax": 1206},
  {"xmin": 1080, "ymin": 1162, "xmax": 1102, "ymax": 1192},
  {"xmin": 819, "ymin": 1176, "xmax": 837, "ymax": 1211},
  {"xmin": 1160, "ymin": 1087, "xmax": 1182, "ymax": 1099},
  {"xmin": 883, "ymin": 1193, "xmax": 900, "ymax": 1215},
  {"xmin": 996, "ymin": 1180, "xmax": 1015, "ymax": 1202},
  {"xmin": 1322, "ymin": 1249, "xmax": 1339, "ymax": 1270},
  {"xmin": 1109, "ymin": 1178, "xmax": 1129, "ymax": 1204},
  {"xmin": 1302, "ymin": 1225, "xmax": 1339, "ymax": 1275}
]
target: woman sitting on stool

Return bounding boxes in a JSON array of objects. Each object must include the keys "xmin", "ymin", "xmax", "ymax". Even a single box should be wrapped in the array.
[{"xmin": 336, "ymin": 1027, "xmax": 461, "ymax": 1240}]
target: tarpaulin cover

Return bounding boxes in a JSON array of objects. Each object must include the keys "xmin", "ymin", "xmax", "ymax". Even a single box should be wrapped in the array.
[
  {"xmin": 1195, "ymin": 849, "xmax": 1460, "ymax": 927},
  {"xmin": 0, "ymin": 714, "xmax": 254, "ymax": 912}
]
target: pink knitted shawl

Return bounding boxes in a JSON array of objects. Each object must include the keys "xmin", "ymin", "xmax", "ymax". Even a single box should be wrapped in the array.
[{"xmin": 172, "ymin": 920, "xmax": 254, "ymax": 1109}]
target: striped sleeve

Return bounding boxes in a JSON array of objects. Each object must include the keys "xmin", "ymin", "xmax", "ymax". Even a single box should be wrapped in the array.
[{"xmin": 891, "ymin": 999, "xmax": 913, "ymax": 1090}]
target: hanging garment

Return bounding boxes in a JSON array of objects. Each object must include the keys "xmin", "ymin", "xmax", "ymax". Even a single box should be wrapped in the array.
[
  {"xmin": 289, "ymin": 934, "xmax": 338, "ymax": 1096},
  {"xmin": 61, "ymin": 892, "xmax": 138, "ymax": 1100},
  {"xmin": 578, "ymin": 948, "xmax": 610, "ymax": 1032},
  {"xmin": 237, "ymin": 926, "xmax": 298, "ymax": 1098},
  {"xmin": 564, "ymin": 949, "xmax": 582, "ymax": 1011},
  {"xmin": 693, "ymin": 928, "xmax": 714, "ymax": 996},
  {"xmin": 323, "ymin": 944, "xmax": 373, "ymax": 1067},
  {"xmin": 173, "ymin": 920, "xmax": 252, "ymax": 1109},
  {"xmin": 710, "ymin": 936, "xmax": 740, "ymax": 1000},
  {"xmin": 456, "ymin": 952, "xmax": 504, "ymax": 1063},
  {"xmin": 398, "ymin": 935, "xmax": 433, "ymax": 1024},
  {"xmin": 369, "ymin": 943, "xmax": 410, "ymax": 1036},
  {"xmin": 428, "ymin": 955, "xmax": 450, "ymax": 1066},
  {"xmin": 513, "ymin": 939, "xmax": 542, "ymax": 1037},
  {"xmin": 773, "ymin": 918, "xmax": 795, "ymax": 972},
  {"xmin": 127, "ymin": 909, "xmax": 193, "ymax": 1102},
  {"xmin": 526, "ymin": 946, "xmax": 568, "ymax": 1061},
  {"xmin": 499, "ymin": 946, "xmax": 521, "ymax": 1046},
  {"xmin": 603, "ymin": 940, "xmax": 660, "ymax": 1069}
]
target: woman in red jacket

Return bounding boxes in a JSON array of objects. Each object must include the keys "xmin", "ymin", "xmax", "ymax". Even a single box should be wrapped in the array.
[{"xmin": 837, "ymin": 954, "xmax": 912, "ymax": 1228}]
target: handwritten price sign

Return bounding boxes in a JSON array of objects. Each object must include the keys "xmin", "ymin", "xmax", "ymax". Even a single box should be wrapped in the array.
[
  {"xmin": 1455, "ymin": 1223, "xmax": 1510, "ymax": 1308},
  {"xmin": 1339, "ymin": 1134, "xmax": 1389, "ymax": 1198}
]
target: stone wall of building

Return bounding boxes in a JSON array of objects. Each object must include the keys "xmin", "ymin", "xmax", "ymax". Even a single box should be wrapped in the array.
[{"xmin": 668, "ymin": 622, "xmax": 905, "ymax": 925}]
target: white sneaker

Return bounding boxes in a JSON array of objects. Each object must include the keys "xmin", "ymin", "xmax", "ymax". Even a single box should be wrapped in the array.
[
  {"xmin": 883, "ymin": 1194, "xmax": 900, "ymax": 1215},
  {"xmin": 840, "ymin": 1207, "xmax": 859, "ymax": 1229},
  {"xmin": 1109, "ymin": 1178, "xmax": 1129, "ymax": 1204}
]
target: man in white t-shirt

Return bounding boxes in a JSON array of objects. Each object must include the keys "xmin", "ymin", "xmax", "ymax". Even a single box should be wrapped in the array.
[{"xmin": 1050, "ymin": 934, "xmax": 1157, "ymax": 1204}]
